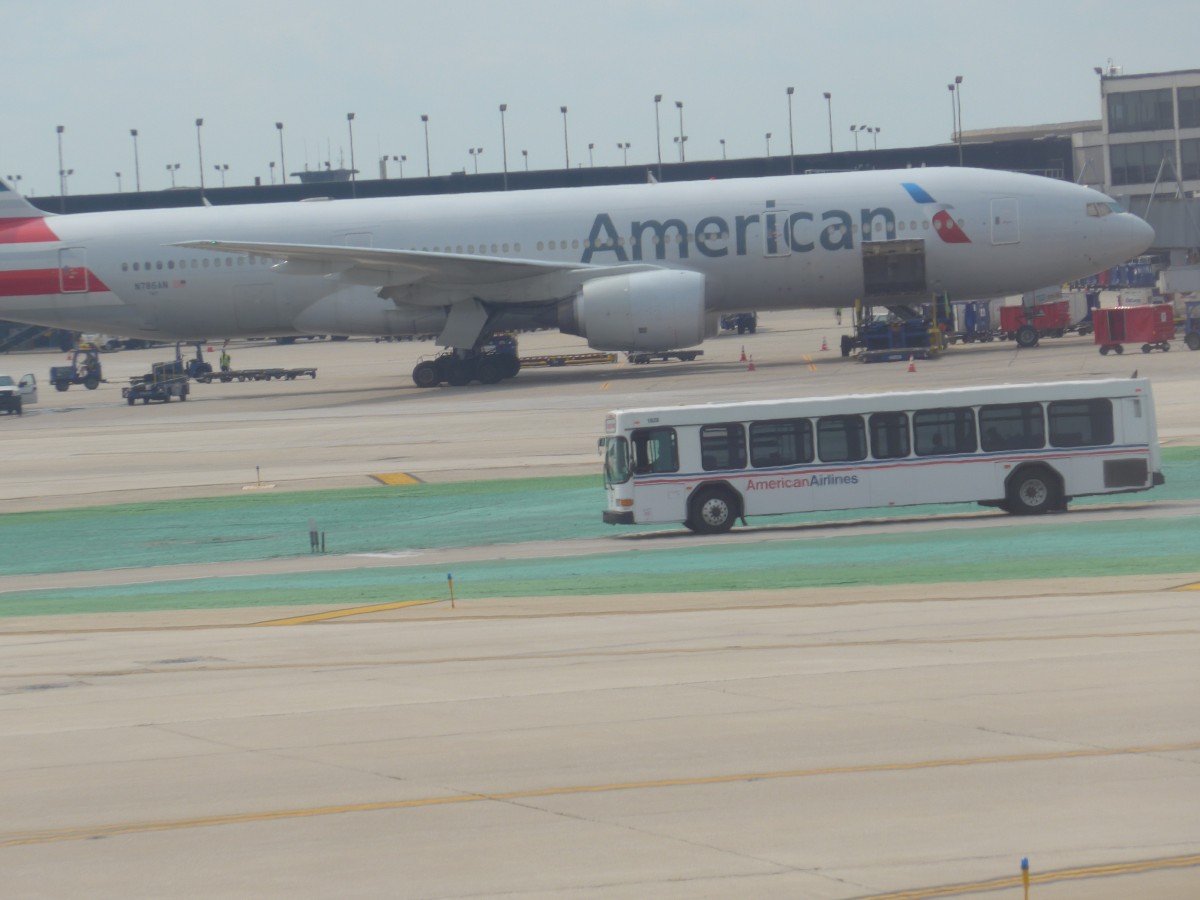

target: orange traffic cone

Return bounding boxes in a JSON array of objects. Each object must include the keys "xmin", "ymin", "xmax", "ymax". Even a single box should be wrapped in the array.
[
  {"xmin": 821, "ymin": 335, "xmax": 829, "ymax": 351},
  {"xmin": 740, "ymin": 345, "xmax": 747, "ymax": 362},
  {"xmin": 907, "ymin": 355, "xmax": 916, "ymax": 373},
  {"xmin": 747, "ymin": 354, "xmax": 756, "ymax": 372}
]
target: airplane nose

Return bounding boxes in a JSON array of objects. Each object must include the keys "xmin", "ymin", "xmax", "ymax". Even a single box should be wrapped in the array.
[{"xmin": 1126, "ymin": 214, "xmax": 1155, "ymax": 257}]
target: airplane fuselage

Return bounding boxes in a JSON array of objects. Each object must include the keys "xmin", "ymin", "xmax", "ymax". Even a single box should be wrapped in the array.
[{"xmin": 0, "ymin": 168, "xmax": 1153, "ymax": 351}]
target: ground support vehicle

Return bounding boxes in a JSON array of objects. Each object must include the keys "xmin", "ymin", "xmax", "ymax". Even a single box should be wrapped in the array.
[
  {"xmin": 1093, "ymin": 304, "xmax": 1175, "ymax": 355},
  {"xmin": 627, "ymin": 350, "xmax": 702, "ymax": 364},
  {"xmin": 49, "ymin": 348, "xmax": 103, "ymax": 391},
  {"xmin": 951, "ymin": 300, "xmax": 996, "ymax": 343},
  {"xmin": 999, "ymin": 300, "xmax": 1074, "ymax": 348},
  {"xmin": 194, "ymin": 367, "xmax": 318, "ymax": 383},
  {"xmin": 841, "ymin": 303, "xmax": 946, "ymax": 362},
  {"xmin": 720, "ymin": 313, "xmax": 758, "ymax": 334},
  {"xmin": 0, "ymin": 373, "xmax": 37, "ymax": 414},
  {"xmin": 122, "ymin": 361, "xmax": 190, "ymax": 404},
  {"xmin": 519, "ymin": 352, "xmax": 617, "ymax": 368},
  {"xmin": 1183, "ymin": 301, "xmax": 1200, "ymax": 351}
]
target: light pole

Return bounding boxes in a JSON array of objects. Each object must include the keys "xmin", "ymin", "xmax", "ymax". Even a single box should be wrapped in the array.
[
  {"xmin": 55, "ymin": 125, "xmax": 65, "ymax": 210},
  {"xmin": 765, "ymin": 132, "xmax": 772, "ymax": 157},
  {"xmin": 346, "ymin": 112, "xmax": 357, "ymax": 197},
  {"xmin": 850, "ymin": 125, "xmax": 859, "ymax": 152},
  {"xmin": 617, "ymin": 142, "xmax": 630, "ymax": 165},
  {"xmin": 954, "ymin": 74, "xmax": 964, "ymax": 165},
  {"xmin": 675, "ymin": 100, "xmax": 685, "ymax": 162},
  {"xmin": 398, "ymin": 154, "xmax": 406, "ymax": 178},
  {"xmin": 115, "ymin": 171, "xmax": 122, "ymax": 192},
  {"xmin": 499, "ymin": 103, "xmax": 509, "ymax": 190},
  {"xmin": 269, "ymin": 160, "xmax": 276, "ymax": 185},
  {"xmin": 521, "ymin": 149, "xmax": 528, "ymax": 171},
  {"xmin": 786, "ymin": 86, "xmax": 795, "ymax": 174},
  {"xmin": 275, "ymin": 122, "xmax": 286, "ymax": 185},
  {"xmin": 871, "ymin": 126, "xmax": 881, "ymax": 150},
  {"xmin": 654, "ymin": 94, "xmax": 663, "ymax": 180},
  {"xmin": 421, "ymin": 114, "xmax": 431, "ymax": 177},
  {"xmin": 673, "ymin": 135, "xmax": 687, "ymax": 162},
  {"xmin": 947, "ymin": 83, "xmax": 958, "ymax": 161},
  {"xmin": 560, "ymin": 106, "xmax": 569, "ymax": 169},
  {"xmin": 195, "ymin": 118, "xmax": 205, "ymax": 196},
  {"xmin": 823, "ymin": 92, "xmax": 833, "ymax": 153},
  {"xmin": 588, "ymin": 142, "xmax": 594, "ymax": 167},
  {"xmin": 213, "ymin": 163, "xmax": 228, "ymax": 187},
  {"xmin": 720, "ymin": 138, "xmax": 726, "ymax": 159},
  {"xmin": 130, "ymin": 128, "xmax": 141, "ymax": 191},
  {"xmin": 469, "ymin": 147, "xmax": 482, "ymax": 174},
  {"xmin": 166, "ymin": 163, "xmax": 179, "ymax": 188}
]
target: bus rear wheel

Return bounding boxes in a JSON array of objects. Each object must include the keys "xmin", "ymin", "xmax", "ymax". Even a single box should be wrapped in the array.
[
  {"xmin": 686, "ymin": 486, "xmax": 739, "ymax": 534},
  {"xmin": 1006, "ymin": 466, "xmax": 1061, "ymax": 515}
]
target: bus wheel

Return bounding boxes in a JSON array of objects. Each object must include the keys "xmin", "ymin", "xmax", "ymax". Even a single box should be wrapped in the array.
[
  {"xmin": 1006, "ymin": 466, "xmax": 1061, "ymax": 515},
  {"xmin": 686, "ymin": 486, "xmax": 739, "ymax": 534},
  {"xmin": 1186, "ymin": 332, "xmax": 1200, "ymax": 351}
]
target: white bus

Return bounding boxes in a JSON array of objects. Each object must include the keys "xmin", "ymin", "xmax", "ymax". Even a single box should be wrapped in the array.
[{"xmin": 601, "ymin": 378, "xmax": 1163, "ymax": 533}]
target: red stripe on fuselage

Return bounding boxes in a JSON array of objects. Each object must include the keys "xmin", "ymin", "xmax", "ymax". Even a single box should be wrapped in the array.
[
  {"xmin": 0, "ymin": 217, "xmax": 60, "ymax": 243},
  {"xmin": 0, "ymin": 269, "xmax": 110, "ymax": 295}
]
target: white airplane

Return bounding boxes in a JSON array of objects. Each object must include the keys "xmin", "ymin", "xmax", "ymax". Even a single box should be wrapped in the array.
[{"xmin": 0, "ymin": 168, "xmax": 1152, "ymax": 387}]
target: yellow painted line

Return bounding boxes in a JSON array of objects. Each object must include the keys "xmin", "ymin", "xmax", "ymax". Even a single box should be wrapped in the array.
[
  {"xmin": 855, "ymin": 853, "xmax": 1200, "ymax": 899},
  {"xmin": 256, "ymin": 599, "xmax": 440, "ymax": 626},
  {"xmin": 1173, "ymin": 581, "xmax": 1200, "ymax": 590},
  {"xmin": 3, "ymin": 741, "xmax": 1197, "ymax": 849},
  {"xmin": 370, "ymin": 472, "xmax": 422, "ymax": 485}
]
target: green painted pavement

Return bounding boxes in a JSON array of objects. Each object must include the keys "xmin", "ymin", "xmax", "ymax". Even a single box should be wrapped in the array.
[{"xmin": 2, "ymin": 449, "xmax": 1199, "ymax": 617}]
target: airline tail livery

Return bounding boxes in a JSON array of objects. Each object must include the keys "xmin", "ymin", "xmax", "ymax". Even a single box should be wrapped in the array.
[{"xmin": 0, "ymin": 168, "xmax": 1153, "ymax": 386}]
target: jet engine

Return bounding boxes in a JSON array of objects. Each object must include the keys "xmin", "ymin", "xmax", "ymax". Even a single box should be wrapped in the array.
[{"xmin": 558, "ymin": 269, "xmax": 713, "ymax": 351}]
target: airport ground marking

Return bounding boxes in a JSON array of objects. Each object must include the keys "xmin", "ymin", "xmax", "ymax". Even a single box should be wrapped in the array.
[
  {"xmin": 255, "ymin": 599, "xmax": 441, "ymax": 626},
  {"xmin": 369, "ymin": 472, "xmax": 422, "ymax": 485},
  {"xmin": 4, "ymin": 740, "xmax": 1198, "ymax": 849},
  {"xmin": 853, "ymin": 852, "xmax": 1200, "ymax": 899}
]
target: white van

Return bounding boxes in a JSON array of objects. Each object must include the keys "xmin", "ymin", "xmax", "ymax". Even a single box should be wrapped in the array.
[{"xmin": 0, "ymin": 373, "xmax": 37, "ymax": 415}]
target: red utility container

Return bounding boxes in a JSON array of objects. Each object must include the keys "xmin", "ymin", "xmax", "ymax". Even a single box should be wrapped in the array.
[{"xmin": 1093, "ymin": 304, "xmax": 1175, "ymax": 355}]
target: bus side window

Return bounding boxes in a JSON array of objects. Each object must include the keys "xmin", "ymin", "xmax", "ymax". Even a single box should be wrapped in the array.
[
  {"xmin": 700, "ymin": 423, "xmax": 747, "ymax": 471},
  {"xmin": 980, "ymin": 402, "xmax": 1044, "ymax": 451},
  {"xmin": 1049, "ymin": 399, "xmax": 1113, "ymax": 447},
  {"xmin": 631, "ymin": 427, "xmax": 680, "ymax": 474},
  {"xmin": 750, "ymin": 419, "xmax": 813, "ymax": 467},
  {"xmin": 914, "ymin": 407, "xmax": 976, "ymax": 456}
]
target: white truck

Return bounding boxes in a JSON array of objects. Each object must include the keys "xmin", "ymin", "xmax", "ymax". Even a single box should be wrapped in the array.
[{"xmin": 0, "ymin": 372, "xmax": 38, "ymax": 415}]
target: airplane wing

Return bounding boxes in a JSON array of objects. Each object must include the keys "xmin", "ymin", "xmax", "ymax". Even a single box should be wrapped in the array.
[{"xmin": 174, "ymin": 240, "xmax": 658, "ymax": 295}]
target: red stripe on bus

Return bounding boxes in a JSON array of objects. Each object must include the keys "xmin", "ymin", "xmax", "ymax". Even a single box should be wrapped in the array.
[
  {"xmin": 0, "ymin": 217, "xmax": 60, "ymax": 243},
  {"xmin": 0, "ymin": 268, "xmax": 111, "ymax": 295}
]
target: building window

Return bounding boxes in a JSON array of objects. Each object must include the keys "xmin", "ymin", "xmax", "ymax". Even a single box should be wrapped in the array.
[
  {"xmin": 1107, "ymin": 89, "xmax": 1174, "ymax": 133},
  {"xmin": 1179, "ymin": 86, "xmax": 1200, "ymax": 129},
  {"xmin": 1111, "ymin": 141, "xmax": 1175, "ymax": 186},
  {"xmin": 1182, "ymin": 139, "xmax": 1200, "ymax": 181}
]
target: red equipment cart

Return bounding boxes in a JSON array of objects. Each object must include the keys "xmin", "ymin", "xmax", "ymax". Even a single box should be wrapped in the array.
[
  {"xmin": 1093, "ymin": 304, "xmax": 1174, "ymax": 355},
  {"xmin": 999, "ymin": 300, "xmax": 1073, "ymax": 348}
]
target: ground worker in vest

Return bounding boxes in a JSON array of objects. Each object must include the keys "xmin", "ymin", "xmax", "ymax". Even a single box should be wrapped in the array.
[{"xmin": 220, "ymin": 348, "xmax": 231, "ymax": 372}]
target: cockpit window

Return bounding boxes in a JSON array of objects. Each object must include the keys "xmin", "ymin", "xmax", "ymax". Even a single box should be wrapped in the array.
[{"xmin": 1087, "ymin": 201, "xmax": 1124, "ymax": 217}]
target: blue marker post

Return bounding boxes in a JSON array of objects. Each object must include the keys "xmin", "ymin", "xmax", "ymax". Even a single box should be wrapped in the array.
[
  {"xmin": 447, "ymin": 573, "xmax": 455, "ymax": 609},
  {"xmin": 1021, "ymin": 856, "xmax": 1029, "ymax": 900}
]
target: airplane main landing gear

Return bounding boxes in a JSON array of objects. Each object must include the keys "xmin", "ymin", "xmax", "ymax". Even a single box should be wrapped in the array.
[{"xmin": 411, "ymin": 344, "xmax": 521, "ymax": 388}]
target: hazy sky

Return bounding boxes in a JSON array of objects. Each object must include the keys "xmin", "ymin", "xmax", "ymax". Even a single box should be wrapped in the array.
[{"xmin": 7, "ymin": 0, "xmax": 1196, "ymax": 196}]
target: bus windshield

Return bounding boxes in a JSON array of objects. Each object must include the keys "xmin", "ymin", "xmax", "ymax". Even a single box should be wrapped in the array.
[{"xmin": 603, "ymin": 437, "xmax": 630, "ymax": 485}]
